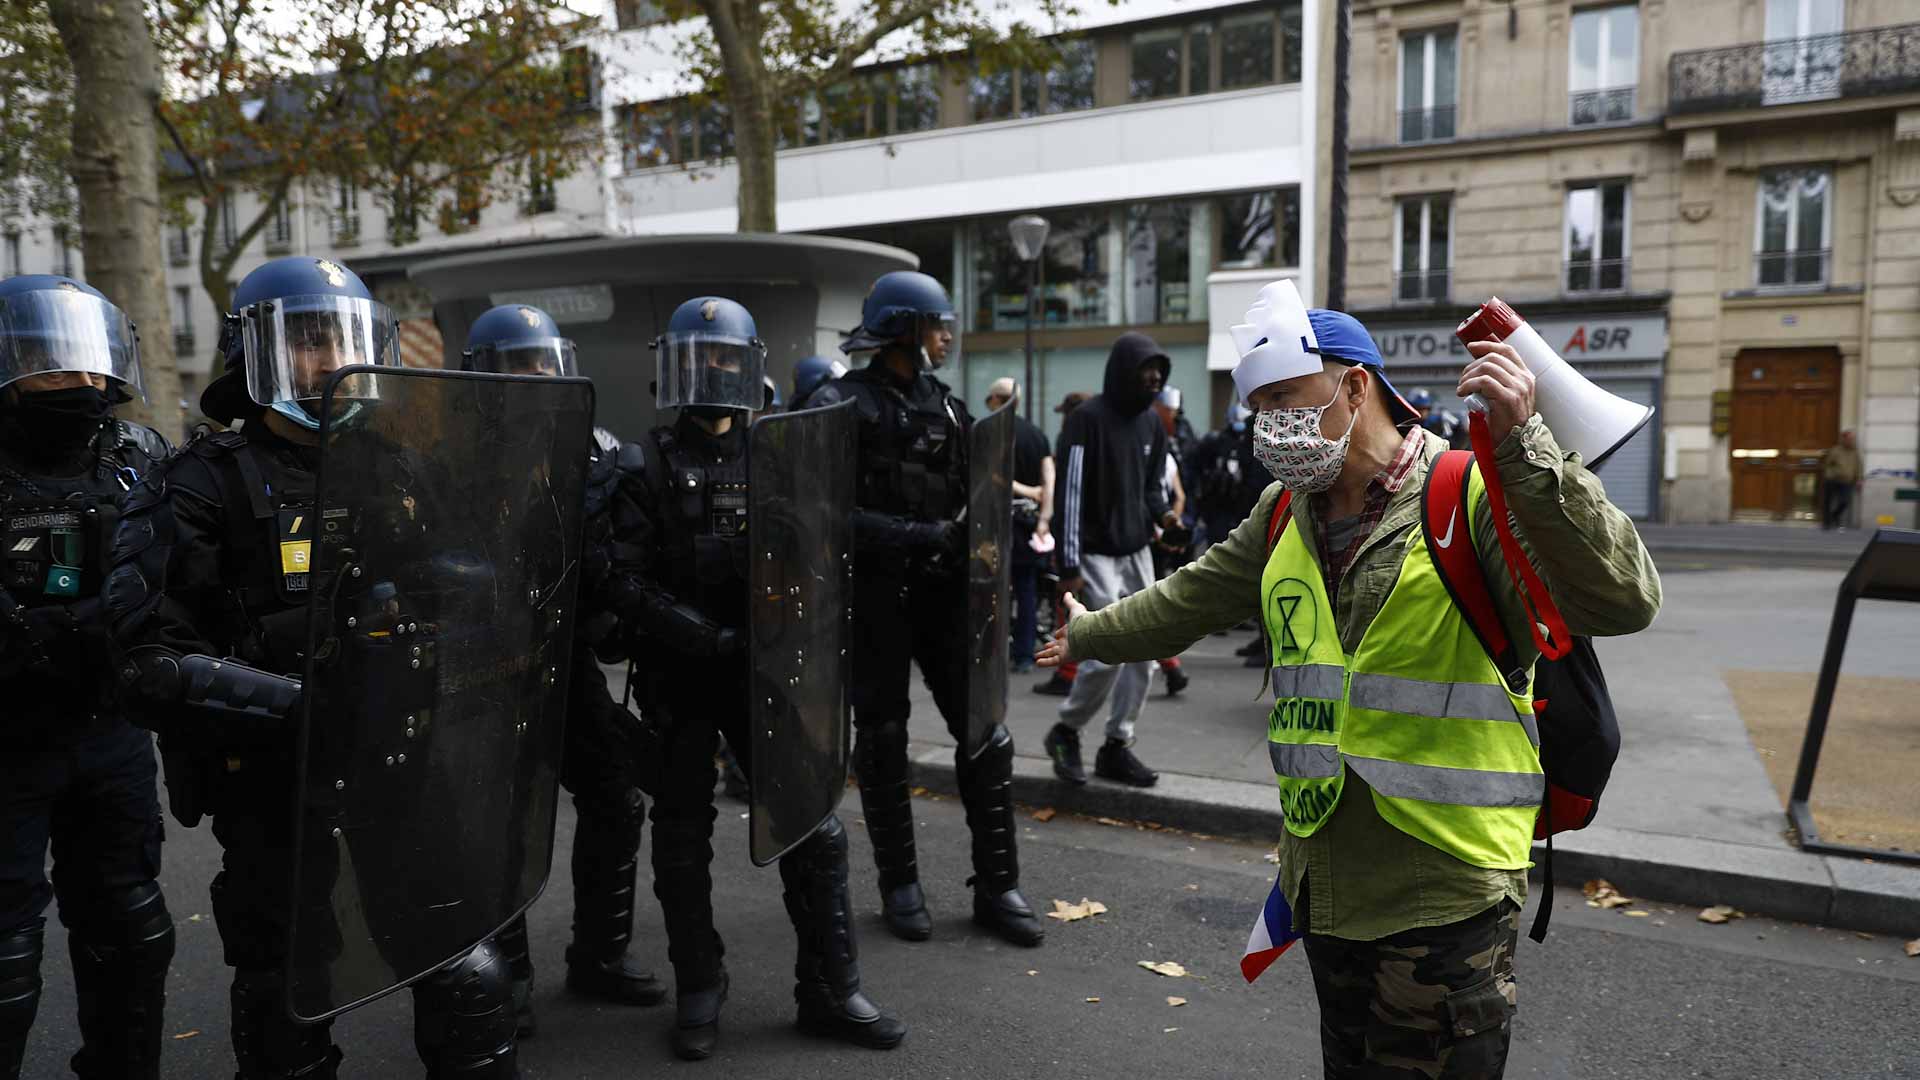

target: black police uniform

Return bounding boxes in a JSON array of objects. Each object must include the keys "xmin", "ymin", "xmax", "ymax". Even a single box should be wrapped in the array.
[
  {"xmin": 492, "ymin": 425, "xmax": 664, "ymax": 1028},
  {"xmin": 609, "ymin": 411, "xmax": 899, "ymax": 1054},
  {"xmin": 812, "ymin": 362, "xmax": 1032, "ymax": 939},
  {"xmin": 105, "ymin": 421, "xmax": 517, "ymax": 1079},
  {"xmin": 1, "ymin": 418, "xmax": 174, "ymax": 1080}
]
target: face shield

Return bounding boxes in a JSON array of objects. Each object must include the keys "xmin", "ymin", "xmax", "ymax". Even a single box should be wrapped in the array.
[
  {"xmin": 916, "ymin": 311, "xmax": 960, "ymax": 370},
  {"xmin": 0, "ymin": 286, "xmax": 145, "ymax": 399},
  {"xmin": 653, "ymin": 332, "xmax": 767, "ymax": 411},
  {"xmin": 241, "ymin": 294, "xmax": 402, "ymax": 409},
  {"xmin": 466, "ymin": 339, "xmax": 578, "ymax": 377}
]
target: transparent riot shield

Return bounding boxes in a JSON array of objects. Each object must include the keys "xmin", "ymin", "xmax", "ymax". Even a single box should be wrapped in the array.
[
  {"xmin": 287, "ymin": 366, "xmax": 594, "ymax": 1020},
  {"xmin": 965, "ymin": 404, "xmax": 1015, "ymax": 759},
  {"xmin": 747, "ymin": 399, "xmax": 855, "ymax": 866}
]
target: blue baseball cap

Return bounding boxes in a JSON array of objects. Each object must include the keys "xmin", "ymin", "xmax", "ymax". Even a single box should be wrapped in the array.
[{"xmin": 1306, "ymin": 309, "xmax": 1421, "ymax": 428}]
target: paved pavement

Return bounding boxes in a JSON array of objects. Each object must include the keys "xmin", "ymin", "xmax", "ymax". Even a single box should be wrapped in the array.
[
  {"xmin": 18, "ymin": 793, "xmax": 1920, "ymax": 1078},
  {"xmin": 905, "ymin": 527, "xmax": 1920, "ymax": 934}
]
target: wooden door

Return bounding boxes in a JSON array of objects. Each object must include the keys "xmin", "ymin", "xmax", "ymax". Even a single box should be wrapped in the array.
[{"xmin": 1728, "ymin": 349, "xmax": 1841, "ymax": 519}]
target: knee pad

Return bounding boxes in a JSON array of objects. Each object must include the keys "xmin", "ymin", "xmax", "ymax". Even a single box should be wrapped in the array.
[
  {"xmin": 71, "ymin": 881, "xmax": 174, "ymax": 954},
  {"xmin": 573, "ymin": 784, "xmax": 647, "ymax": 837},
  {"xmin": 957, "ymin": 724, "xmax": 1013, "ymax": 781},
  {"xmin": 420, "ymin": 940, "xmax": 513, "ymax": 1017},
  {"xmin": 0, "ymin": 922, "xmax": 45, "ymax": 1031},
  {"xmin": 413, "ymin": 942, "xmax": 516, "ymax": 1078}
]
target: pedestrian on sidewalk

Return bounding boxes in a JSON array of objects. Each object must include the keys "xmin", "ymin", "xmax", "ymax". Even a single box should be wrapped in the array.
[
  {"xmin": 1822, "ymin": 430, "xmax": 1861, "ymax": 530},
  {"xmin": 1041, "ymin": 332, "xmax": 1179, "ymax": 788},
  {"xmin": 1151, "ymin": 388, "xmax": 1195, "ymax": 696},
  {"xmin": 1036, "ymin": 281, "xmax": 1661, "ymax": 1079},
  {"xmin": 986, "ymin": 377, "xmax": 1054, "ymax": 674},
  {"xmin": 1033, "ymin": 391, "xmax": 1090, "ymax": 698}
]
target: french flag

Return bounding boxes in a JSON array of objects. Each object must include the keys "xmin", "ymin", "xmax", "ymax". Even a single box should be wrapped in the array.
[{"xmin": 1240, "ymin": 873, "xmax": 1302, "ymax": 983}]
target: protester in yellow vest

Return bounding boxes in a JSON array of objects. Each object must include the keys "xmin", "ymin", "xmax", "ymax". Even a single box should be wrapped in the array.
[{"xmin": 1035, "ymin": 281, "xmax": 1661, "ymax": 1079}]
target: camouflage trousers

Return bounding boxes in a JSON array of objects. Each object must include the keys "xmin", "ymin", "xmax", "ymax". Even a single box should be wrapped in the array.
[{"xmin": 1301, "ymin": 900, "xmax": 1520, "ymax": 1080}]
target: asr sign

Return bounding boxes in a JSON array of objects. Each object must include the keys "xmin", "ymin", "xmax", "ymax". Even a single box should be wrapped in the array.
[{"xmin": 1371, "ymin": 311, "xmax": 1668, "ymax": 365}]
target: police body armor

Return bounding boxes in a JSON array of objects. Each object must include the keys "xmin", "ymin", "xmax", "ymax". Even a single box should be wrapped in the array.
[
  {"xmin": 837, "ymin": 370, "xmax": 968, "ymax": 535},
  {"xmin": 642, "ymin": 424, "xmax": 751, "ymax": 631},
  {"xmin": 1, "ymin": 421, "xmax": 168, "ymax": 733}
]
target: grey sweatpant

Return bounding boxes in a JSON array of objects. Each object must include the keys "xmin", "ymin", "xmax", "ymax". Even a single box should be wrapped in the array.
[{"xmin": 1058, "ymin": 547, "xmax": 1156, "ymax": 743}]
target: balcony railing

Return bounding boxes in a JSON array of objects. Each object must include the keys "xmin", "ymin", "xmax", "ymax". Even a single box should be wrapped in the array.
[
  {"xmin": 1565, "ymin": 257, "xmax": 1630, "ymax": 295},
  {"xmin": 331, "ymin": 212, "xmax": 360, "ymax": 245},
  {"xmin": 265, "ymin": 217, "xmax": 292, "ymax": 253},
  {"xmin": 1756, "ymin": 248, "xmax": 1830, "ymax": 289},
  {"xmin": 1398, "ymin": 105, "xmax": 1456, "ymax": 144},
  {"xmin": 173, "ymin": 330, "xmax": 195, "ymax": 356},
  {"xmin": 1570, "ymin": 86, "xmax": 1635, "ymax": 126},
  {"xmin": 166, "ymin": 233, "xmax": 190, "ymax": 266},
  {"xmin": 1394, "ymin": 268, "xmax": 1450, "ymax": 305},
  {"xmin": 1670, "ymin": 22, "xmax": 1920, "ymax": 114}
]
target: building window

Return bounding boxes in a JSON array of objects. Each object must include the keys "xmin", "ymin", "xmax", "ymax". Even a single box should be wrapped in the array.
[
  {"xmin": 264, "ymin": 199, "xmax": 292, "ymax": 251},
  {"xmin": 332, "ymin": 178, "xmax": 360, "ymax": 244},
  {"xmin": 1762, "ymin": 0, "xmax": 1844, "ymax": 105},
  {"xmin": 3, "ymin": 232, "xmax": 20, "ymax": 277},
  {"xmin": 388, "ymin": 179, "xmax": 421, "ymax": 246},
  {"xmin": 1569, "ymin": 5, "xmax": 1637, "ymax": 125},
  {"xmin": 619, "ymin": 103, "xmax": 673, "ymax": 169},
  {"xmin": 1130, "ymin": 8, "xmax": 1298, "ymax": 102},
  {"xmin": 53, "ymin": 225, "xmax": 73, "ymax": 278},
  {"xmin": 977, "ymin": 38, "xmax": 1096, "ymax": 122},
  {"xmin": 1399, "ymin": 29, "xmax": 1457, "ymax": 143},
  {"xmin": 172, "ymin": 286, "xmax": 194, "ymax": 355},
  {"xmin": 167, "ymin": 224, "xmax": 190, "ymax": 266},
  {"xmin": 1756, "ymin": 167, "xmax": 1830, "ymax": 288},
  {"xmin": 1219, "ymin": 11, "xmax": 1277, "ymax": 90},
  {"xmin": 1566, "ymin": 180, "xmax": 1630, "ymax": 293},
  {"xmin": 1129, "ymin": 27, "xmax": 1184, "ymax": 100},
  {"xmin": 1048, "ymin": 38, "xmax": 1097, "ymax": 113},
  {"xmin": 1124, "ymin": 202, "xmax": 1196, "ymax": 325},
  {"xmin": 215, "ymin": 191, "xmax": 239, "ymax": 255},
  {"xmin": 890, "ymin": 65, "xmax": 941, "ymax": 133},
  {"xmin": 1218, "ymin": 189, "xmax": 1300, "ymax": 269},
  {"xmin": 614, "ymin": 0, "xmax": 666, "ymax": 29},
  {"xmin": 1394, "ymin": 194, "xmax": 1451, "ymax": 303},
  {"xmin": 973, "ymin": 208, "xmax": 1115, "ymax": 330},
  {"xmin": 695, "ymin": 101, "xmax": 733, "ymax": 161},
  {"xmin": 524, "ymin": 153, "xmax": 558, "ymax": 214},
  {"xmin": 971, "ymin": 67, "xmax": 1015, "ymax": 122}
]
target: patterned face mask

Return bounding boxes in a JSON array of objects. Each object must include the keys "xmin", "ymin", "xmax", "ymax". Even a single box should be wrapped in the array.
[{"xmin": 1252, "ymin": 375, "xmax": 1358, "ymax": 493}]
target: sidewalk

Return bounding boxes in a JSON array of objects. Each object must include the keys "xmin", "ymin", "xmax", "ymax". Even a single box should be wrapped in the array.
[
  {"xmin": 903, "ymin": 555, "xmax": 1920, "ymax": 936},
  {"xmin": 1634, "ymin": 521, "xmax": 1877, "ymax": 563}
]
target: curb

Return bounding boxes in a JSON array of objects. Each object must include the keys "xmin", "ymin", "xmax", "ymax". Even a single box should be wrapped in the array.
[{"xmin": 910, "ymin": 750, "xmax": 1920, "ymax": 937}]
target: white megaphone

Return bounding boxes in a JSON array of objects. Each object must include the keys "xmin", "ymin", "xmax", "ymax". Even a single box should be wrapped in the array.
[{"xmin": 1455, "ymin": 298, "xmax": 1654, "ymax": 470}]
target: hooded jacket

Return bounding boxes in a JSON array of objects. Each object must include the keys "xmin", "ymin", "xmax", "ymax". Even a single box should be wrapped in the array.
[{"xmin": 1052, "ymin": 333, "xmax": 1171, "ymax": 576}]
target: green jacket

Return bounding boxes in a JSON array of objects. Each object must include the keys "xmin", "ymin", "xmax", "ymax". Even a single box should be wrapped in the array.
[{"xmin": 1065, "ymin": 420, "xmax": 1662, "ymax": 940}]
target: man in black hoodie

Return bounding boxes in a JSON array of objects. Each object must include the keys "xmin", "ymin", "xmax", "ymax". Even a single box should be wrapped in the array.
[{"xmin": 1040, "ymin": 332, "xmax": 1174, "ymax": 788}]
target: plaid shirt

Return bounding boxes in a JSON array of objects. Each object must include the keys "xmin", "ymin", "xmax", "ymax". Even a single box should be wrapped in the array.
[{"xmin": 1311, "ymin": 426, "xmax": 1424, "ymax": 596}]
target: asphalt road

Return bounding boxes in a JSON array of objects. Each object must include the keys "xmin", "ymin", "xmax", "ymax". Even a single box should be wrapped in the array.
[{"xmin": 18, "ymin": 789, "xmax": 1920, "ymax": 1079}]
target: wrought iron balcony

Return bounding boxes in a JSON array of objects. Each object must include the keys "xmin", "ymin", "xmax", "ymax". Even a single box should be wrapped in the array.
[
  {"xmin": 1570, "ymin": 86, "xmax": 1634, "ymax": 126},
  {"xmin": 1565, "ymin": 257, "xmax": 1630, "ymax": 295},
  {"xmin": 1756, "ymin": 248, "xmax": 1830, "ymax": 289},
  {"xmin": 1397, "ymin": 105, "xmax": 1456, "ymax": 144},
  {"xmin": 1670, "ymin": 22, "xmax": 1920, "ymax": 114},
  {"xmin": 1394, "ymin": 268, "xmax": 1450, "ymax": 305}
]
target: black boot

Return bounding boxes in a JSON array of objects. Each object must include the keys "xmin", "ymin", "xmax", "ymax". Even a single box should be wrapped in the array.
[
  {"xmin": 0, "ymin": 923, "xmax": 44, "ymax": 1080},
  {"xmin": 1031, "ymin": 672, "xmax": 1074, "ymax": 696},
  {"xmin": 493, "ymin": 916, "xmax": 536, "ymax": 1040},
  {"xmin": 1043, "ymin": 722, "xmax": 1086, "ymax": 785},
  {"xmin": 780, "ymin": 817, "xmax": 907, "ymax": 1050},
  {"xmin": 957, "ymin": 726, "xmax": 1044, "ymax": 947},
  {"xmin": 1163, "ymin": 664, "xmax": 1189, "ymax": 696},
  {"xmin": 230, "ymin": 969, "xmax": 340, "ymax": 1079},
  {"xmin": 1095, "ymin": 739, "xmax": 1159, "ymax": 787},
  {"xmin": 68, "ymin": 882, "xmax": 175, "ymax": 1080},
  {"xmin": 566, "ymin": 789, "xmax": 666, "ymax": 1006},
  {"xmin": 853, "ymin": 720, "xmax": 929, "ymax": 941},
  {"xmin": 411, "ymin": 941, "xmax": 517, "ymax": 1079},
  {"xmin": 651, "ymin": 799, "xmax": 728, "ymax": 1060}
]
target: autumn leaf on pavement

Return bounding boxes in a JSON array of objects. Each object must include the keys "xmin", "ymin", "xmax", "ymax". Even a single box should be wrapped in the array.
[
  {"xmin": 1138, "ymin": 960, "xmax": 1188, "ymax": 978},
  {"xmin": 1698, "ymin": 905, "xmax": 1744, "ymax": 924},
  {"xmin": 1903, "ymin": 939, "xmax": 1919, "ymax": 958},
  {"xmin": 1084, "ymin": 997, "xmax": 1101, "ymax": 1004},
  {"xmin": 1583, "ymin": 879, "xmax": 1633, "ymax": 909},
  {"xmin": 172, "ymin": 1031, "xmax": 200, "ymax": 1040},
  {"xmin": 1032, "ymin": 807, "xmax": 1057, "ymax": 823},
  {"xmin": 1047, "ymin": 898, "xmax": 1109, "ymax": 922},
  {"xmin": 1166, "ymin": 996, "xmax": 1187, "ymax": 1006}
]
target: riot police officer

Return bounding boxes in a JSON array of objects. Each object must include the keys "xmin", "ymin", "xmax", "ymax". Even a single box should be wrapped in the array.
[
  {"xmin": 461, "ymin": 304, "xmax": 666, "ymax": 1035},
  {"xmin": 0, "ymin": 275, "xmax": 174, "ymax": 1079},
  {"xmin": 610, "ymin": 296, "xmax": 905, "ymax": 1060},
  {"xmin": 788, "ymin": 355, "xmax": 845, "ymax": 412},
  {"xmin": 811, "ymin": 271, "xmax": 1044, "ymax": 948},
  {"xmin": 104, "ymin": 256, "xmax": 521, "ymax": 1078}
]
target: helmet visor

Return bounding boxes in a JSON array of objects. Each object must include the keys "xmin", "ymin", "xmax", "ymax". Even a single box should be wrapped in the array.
[
  {"xmin": 0, "ymin": 287, "xmax": 144, "ymax": 399},
  {"xmin": 468, "ymin": 339, "xmax": 578, "ymax": 377},
  {"xmin": 654, "ymin": 332, "xmax": 766, "ymax": 412},
  {"xmin": 242, "ymin": 294, "xmax": 401, "ymax": 406}
]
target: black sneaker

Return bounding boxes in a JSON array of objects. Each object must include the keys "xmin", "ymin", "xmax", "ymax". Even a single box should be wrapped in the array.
[
  {"xmin": 1032, "ymin": 673, "xmax": 1074, "ymax": 697},
  {"xmin": 1094, "ymin": 740, "xmax": 1158, "ymax": 787},
  {"xmin": 1043, "ymin": 723, "xmax": 1086, "ymax": 785},
  {"xmin": 1235, "ymin": 637, "xmax": 1264, "ymax": 657},
  {"xmin": 1163, "ymin": 666, "xmax": 1189, "ymax": 696}
]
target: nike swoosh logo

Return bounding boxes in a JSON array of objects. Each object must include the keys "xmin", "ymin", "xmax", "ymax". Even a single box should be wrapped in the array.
[{"xmin": 1435, "ymin": 512, "xmax": 1459, "ymax": 549}]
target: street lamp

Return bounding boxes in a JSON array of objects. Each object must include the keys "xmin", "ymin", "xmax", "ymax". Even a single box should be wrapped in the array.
[{"xmin": 1008, "ymin": 214, "xmax": 1050, "ymax": 421}]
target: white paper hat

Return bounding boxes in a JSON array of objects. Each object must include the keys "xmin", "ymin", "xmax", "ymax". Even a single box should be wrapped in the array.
[{"xmin": 1229, "ymin": 279, "xmax": 1319, "ymax": 407}]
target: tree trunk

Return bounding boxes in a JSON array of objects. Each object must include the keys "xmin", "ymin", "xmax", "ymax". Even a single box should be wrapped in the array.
[
  {"xmin": 729, "ymin": 69, "xmax": 777, "ymax": 232},
  {"xmin": 45, "ymin": 0, "xmax": 182, "ymax": 441}
]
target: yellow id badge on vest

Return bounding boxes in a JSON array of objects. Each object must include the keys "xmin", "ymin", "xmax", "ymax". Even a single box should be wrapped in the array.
[{"xmin": 278, "ymin": 508, "xmax": 311, "ymax": 580}]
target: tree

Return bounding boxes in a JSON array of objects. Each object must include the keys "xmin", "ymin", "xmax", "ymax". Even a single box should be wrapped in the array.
[
  {"xmin": 34, "ymin": 0, "xmax": 183, "ymax": 440},
  {"xmin": 152, "ymin": 0, "xmax": 596, "ymax": 312},
  {"xmin": 658, "ymin": 0, "xmax": 1077, "ymax": 232}
]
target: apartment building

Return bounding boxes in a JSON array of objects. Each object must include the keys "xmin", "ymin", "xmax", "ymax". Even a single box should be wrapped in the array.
[
  {"xmin": 1330, "ymin": 0, "xmax": 1919, "ymax": 524},
  {"xmin": 603, "ymin": 0, "xmax": 1320, "ymax": 435}
]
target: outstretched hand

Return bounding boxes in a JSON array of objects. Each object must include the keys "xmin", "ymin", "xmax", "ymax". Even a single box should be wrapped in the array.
[{"xmin": 1034, "ymin": 590, "xmax": 1089, "ymax": 668}]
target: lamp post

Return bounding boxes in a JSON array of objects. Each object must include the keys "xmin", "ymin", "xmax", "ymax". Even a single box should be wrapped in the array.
[{"xmin": 1008, "ymin": 214, "xmax": 1050, "ymax": 421}]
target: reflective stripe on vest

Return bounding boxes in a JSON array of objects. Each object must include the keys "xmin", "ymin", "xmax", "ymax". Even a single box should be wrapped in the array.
[
  {"xmin": 1268, "ymin": 742, "xmax": 1340, "ymax": 779},
  {"xmin": 1269, "ymin": 663, "xmax": 1345, "ymax": 701},
  {"xmin": 1344, "ymin": 755, "xmax": 1544, "ymax": 808},
  {"xmin": 1349, "ymin": 672, "xmax": 1541, "ymax": 747}
]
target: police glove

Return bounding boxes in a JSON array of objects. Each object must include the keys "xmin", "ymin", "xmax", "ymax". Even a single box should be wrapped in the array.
[{"xmin": 907, "ymin": 519, "xmax": 965, "ymax": 556}]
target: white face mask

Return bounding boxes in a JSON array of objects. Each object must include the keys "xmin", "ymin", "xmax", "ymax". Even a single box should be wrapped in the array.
[{"xmin": 1252, "ymin": 375, "xmax": 1358, "ymax": 493}]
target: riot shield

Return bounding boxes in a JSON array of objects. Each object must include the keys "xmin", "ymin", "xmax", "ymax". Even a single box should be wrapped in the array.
[
  {"xmin": 965, "ymin": 404, "xmax": 1015, "ymax": 759},
  {"xmin": 747, "ymin": 399, "xmax": 855, "ymax": 866},
  {"xmin": 287, "ymin": 366, "xmax": 594, "ymax": 1020}
]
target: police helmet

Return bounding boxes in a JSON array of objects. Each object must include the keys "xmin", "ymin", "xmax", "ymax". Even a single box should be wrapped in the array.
[
  {"xmin": 0, "ymin": 275, "xmax": 144, "ymax": 401},
  {"xmin": 1407, "ymin": 387, "xmax": 1434, "ymax": 409},
  {"xmin": 761, "ymin": 374, "xmax": 783, "ymax": 411},
  {"xmin": 841, "ymin": 271, "xmax": 958, "ymax": 370},
  {"xmin": 651, "ymin": 296, "xmax": 765, "ymax": 413},
  {"xmin": 463, "ymin": 304, "xmax": 577, "ymax": 377},
  {"xmin": 213, "ymin": 256, "xmax": 402, "ymax": 424},
  {"xmin": 791, "ymin": 354, "xmax": 845, "ymax": 403}
]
